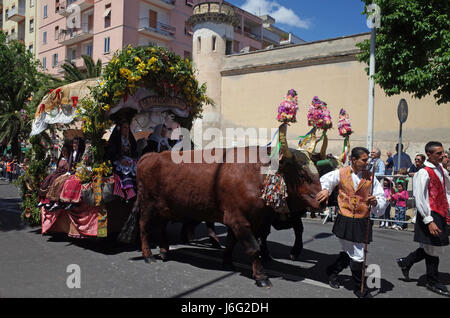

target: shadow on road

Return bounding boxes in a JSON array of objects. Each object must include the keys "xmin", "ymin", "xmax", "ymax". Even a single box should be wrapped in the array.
[{"xmin": 0, "ymin": 198, "xmax": 27, "ymax": 232}]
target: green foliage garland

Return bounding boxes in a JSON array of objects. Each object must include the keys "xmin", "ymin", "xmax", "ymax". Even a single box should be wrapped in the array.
[{"xmin": 91, "ymin": 45, "xmax": 213, "ymax": 130}]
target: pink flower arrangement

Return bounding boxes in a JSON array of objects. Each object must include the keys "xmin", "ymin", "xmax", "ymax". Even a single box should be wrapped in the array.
[
  {"xmin": 338, "ymin": 108, "xmax": 353, "ymax": 137},
  {"xmin": 307, "ymin": 96, "xmax": 332, "ymax": 129},
  {"xmin": 277, "ymin": 89, "xmax": 299, "ymax": 123}
]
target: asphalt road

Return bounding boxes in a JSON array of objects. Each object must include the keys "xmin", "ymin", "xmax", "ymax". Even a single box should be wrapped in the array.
[{"xmin": 0, "ymin": 179, "xmax": 449, "ymax": 299}]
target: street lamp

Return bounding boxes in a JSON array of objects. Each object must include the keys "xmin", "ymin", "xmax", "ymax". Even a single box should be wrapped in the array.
[{"xmin": 366, "ymin": 4, "xmax": 381, "ymax": 152}]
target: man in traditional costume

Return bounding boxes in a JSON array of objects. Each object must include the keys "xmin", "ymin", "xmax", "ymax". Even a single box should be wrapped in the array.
[
  {"xmin": 316, "ymin": 147, "xmax": 387, "ymax": 298},
  {"xmin": 396, "ymin": 141, "xmax": 449, "ymax": 297}
]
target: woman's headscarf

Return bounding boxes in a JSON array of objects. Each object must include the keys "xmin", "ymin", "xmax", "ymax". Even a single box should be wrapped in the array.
[
  {"xmin": 107, "ymin": 121, "xmax": 137, "ymax": 161},
  {"xmin": 148, "ymin": 124, "xmax": 171, "ymax": 153},
  {"xmin": 68, "ymin": 137, "xmax": 86, "ymax": 170}
]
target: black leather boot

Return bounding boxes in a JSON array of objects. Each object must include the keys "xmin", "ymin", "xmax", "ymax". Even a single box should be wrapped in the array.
[
  {"xmin": 397, "ymin": 247, "xmax": 425, "ymax": 281},
  {"xmin": 351, "ymin": 261, "xmax": 373, "ymax": 298},
  {"xmin": 424, "ymin": 254, "xmax": 450, "ymax": 297},
  {"xmin": 326, "ymin": 252, "xmax": 350, "ymax": 289}
]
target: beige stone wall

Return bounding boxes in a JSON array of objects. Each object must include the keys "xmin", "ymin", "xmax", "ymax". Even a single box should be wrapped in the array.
[{"xmin": 219, "ymin": 33, "xmax": 450, "ymax": 160}]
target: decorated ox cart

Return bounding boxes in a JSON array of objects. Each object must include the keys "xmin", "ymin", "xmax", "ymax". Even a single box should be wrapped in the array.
[{"xmin": 22, "ymin": 45, "xmax": 210, "ymax": 239}]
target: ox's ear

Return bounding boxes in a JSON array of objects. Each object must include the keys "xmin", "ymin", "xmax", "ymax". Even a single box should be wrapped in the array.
[{"xmin": 279, "ymin": 123, "xmax": 293, "ymax": 160}]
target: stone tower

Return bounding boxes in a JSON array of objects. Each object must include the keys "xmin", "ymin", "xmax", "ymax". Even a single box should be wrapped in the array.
[{"xmin": 188, "ymin": 1, "xmax": 239, "ymax": 140}]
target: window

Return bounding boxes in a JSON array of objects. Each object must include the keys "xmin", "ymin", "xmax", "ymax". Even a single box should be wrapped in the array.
[
  {"xmin": 52, "ymin": 53, "xmax": 58, "ymax": 67},
  {"xmin": 5, "ymin": 9, "xmax": 9, "ymax": 19},
  {"xmin": 68, "ymin": 47, "xmax": 76, "ymax": 61},
  {"xmin": 86, "ymin": 43, "xmax": 93, "ymax": 57},
  {"xmin": 29, "ymin": 44, "xmax": 34, "ymax": 54},
  {"xmin": 30, "ymin": 0, "xmax": 35, "ymax": 8},
  {"xmin": 233, "ymin": 40, "xmax": 239, "ymax": 53},
  {"xmin": 43, "ymin": 5, "xmax": 48, "ymax": 18},
  {"xmin": 197, "ymin": 36, "xmax": 201, "ymax": 53},
  {"xmin": 184, "ymin": 21, "xmax": 192, "ymax": 36},
  {"xmin": 54, "ymin": 26, "xmax": 59, "ymax": 40},
  {"xmin": 29, "ymin": 19, "xmax": 34, "ymax": 33},
  {"xmin": 55, "ymin": 0, "xmax": 60, "ymax": 13},
  {"xmin": 212, "ymin": 36, "xmax": 217, "ymax": 51},
  {"xmin": 43, "ymin": 31, "xmax": 47, "ymax": 44},
  {"xmin": 225, "ymin": 40, "xmax": 232, "ymax": 55},
  {"xmin": 149, "ymin": 10, "xmax": 157, "ymax": 29},
  {"xmin": 42, "ymin": 57, "xmax": 47, "ymax": 69},
  {"xmin": 104, "ymin": 37, "xmax": 110, "ymax": 53},
  {"xmin": 104, "ymin": 4, "xmax": 111, "ymax": 28}
]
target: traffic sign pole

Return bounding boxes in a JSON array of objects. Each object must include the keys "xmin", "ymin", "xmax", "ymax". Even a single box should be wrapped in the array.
[{"xmin": 397, "ymin": 99, "xmax": 408, "ymax": 173}]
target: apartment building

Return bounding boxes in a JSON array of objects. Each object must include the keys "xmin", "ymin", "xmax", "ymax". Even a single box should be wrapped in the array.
[
  {"xmin": 35, "ymin": 0, "xmax": 304, "ymax": 77},
  {"xmin": 198, "ymin": 1, "xmax": 305, "ymax": 54},
  {"xmin": 1, "ymin": 0, "xmax": 39, "ymax": 56},
  {"xmin": 37, "ymin": 0, "xmax": 198, "ymax": 76}
]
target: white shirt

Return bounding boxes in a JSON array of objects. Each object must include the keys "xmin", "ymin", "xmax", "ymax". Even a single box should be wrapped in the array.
[
  {"xmin": 320, "ymin": 167, "xmax": 387, "ymax": 217},
  {"xmin": 413, "ymin": 160, "xmax": 450, "ymax": 224}
]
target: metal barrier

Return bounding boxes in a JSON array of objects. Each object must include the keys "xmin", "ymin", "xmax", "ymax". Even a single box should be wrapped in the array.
[{"xmin": 305, "ymin": 174, "xmax": 419, "ymax": 227}]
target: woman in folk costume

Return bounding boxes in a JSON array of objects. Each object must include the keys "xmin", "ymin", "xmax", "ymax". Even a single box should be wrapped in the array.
[
  {"xmin": 45, "ymin": 144, "xmax": 79, "ymax": 211},
  {"xmin": 38, "ymin": 144, "xmax": 71, "ymax": 208},
  {"xmin": 107, "ymin": 119, "xmax": 138, "ymax": 200},
  {"xmin": 396, "ymin": 141, "xmax": 449, "ymax": 297},
  {"xmin": 59, "ymin": 137, "xmax": 86, "ymax": 210},
  {"xmin": 142, "ymin": 124, "xmax": 172, "ymax": 154},
  {"xmin": 316, "ymin": 147, "xmax": 387, "ymax": 298}
]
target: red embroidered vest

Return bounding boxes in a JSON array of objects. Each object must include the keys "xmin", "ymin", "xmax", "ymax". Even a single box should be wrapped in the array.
[
  {"xmin": 424, "ymin": 166, "xmax": 449, "ymax": 218},
  {"xmin": 337, "ymin": 166, "xmax": 372, "ymax": 219}
]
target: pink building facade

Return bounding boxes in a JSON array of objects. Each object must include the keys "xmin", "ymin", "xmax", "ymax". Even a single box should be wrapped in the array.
[
  {"xmin": 37, "ymin": 0, "xmax": 290, "ymax": 77},
  {"xmin": 38, "ymin": 0, "xmax": 196, "ymax": 76}
]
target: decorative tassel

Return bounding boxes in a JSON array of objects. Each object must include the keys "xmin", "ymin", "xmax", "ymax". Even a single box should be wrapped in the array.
[
  {"xmin": 298, "ymin": 127, "xmax": 315, "ymax": 148},
  {"xmin": 55, "ymin": 88, "xmax": 61, "ymax": 100},
  {"xmin": 71, "ymin": 96, "xmax": 78, "ymax": 108},
  {"xmin": 261, "ymin": 171, "xmax": 288, "ymax": 213}
]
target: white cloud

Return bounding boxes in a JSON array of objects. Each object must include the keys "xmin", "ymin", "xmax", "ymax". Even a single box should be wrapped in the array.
[{"xmin": 240, "ymin": 0, "xmax": 310, "ymax": 29}]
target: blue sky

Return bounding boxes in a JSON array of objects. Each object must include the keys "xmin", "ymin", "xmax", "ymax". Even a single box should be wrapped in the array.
[{"xmin": 226, "ymin": 0, "xmax": 370, "ymax": 42}]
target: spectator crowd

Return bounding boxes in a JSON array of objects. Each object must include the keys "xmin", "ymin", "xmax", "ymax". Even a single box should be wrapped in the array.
[{"xmin": 367, "ymin": 143, "xmax": 450, "ymax": 231}]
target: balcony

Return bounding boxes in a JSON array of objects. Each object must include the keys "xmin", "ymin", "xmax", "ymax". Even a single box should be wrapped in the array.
[
  {"xmin": 147, "ymin": 0, "xmax": 175, "ymax": 10},
  {"xmin": 58, "ymin": 23, "xmax": 93, "ymax": 45},
  {"xmin": 58, "ymin": 0, "xmax": 94, "ymax": 17},
  {"xmin": 138, "ymin": 18, "xmax": 176, "ymax": 41},
  {"xmin": 66, "ymin": 57, "xmax": 87, "ymax": 70},
  {"xmin": 244, "ymin": 31, "xmax": 261, "ymax": 42},
  {"xmin": 8, "ymin": 32, "xmax": 25, "ymax": 43},
  {"xmin": 8, "ymin": 6, "xmax": 26, "ymax": 22}
]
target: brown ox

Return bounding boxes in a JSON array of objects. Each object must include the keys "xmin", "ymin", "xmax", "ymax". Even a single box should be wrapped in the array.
[{"xmin": 136, "ymin": 124, "xmax": 324, "ymax": 288}]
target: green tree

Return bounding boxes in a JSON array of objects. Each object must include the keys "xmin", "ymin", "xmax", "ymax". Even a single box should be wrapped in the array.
[
  {"xmin": 357, "ymin": 0, "xmax": 450, "ymax": 105},
  {"xmin": 61, "ymin": 55, "xmax": 103, "ymax": 83},
  {"xmin": 0, "ymin": 31, "xmax": 46, "ymax": 158}
]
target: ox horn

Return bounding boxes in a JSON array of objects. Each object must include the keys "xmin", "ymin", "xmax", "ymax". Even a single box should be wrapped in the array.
[
  {"xmin": 319, "ymin": 133, "xmax": 328, "ymax": 160},
  {"xmin": 279, "ymin": 123, "xmax": 293, "ymax": 159}
]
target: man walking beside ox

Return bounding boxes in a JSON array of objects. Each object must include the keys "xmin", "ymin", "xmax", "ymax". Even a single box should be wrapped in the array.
[
  {"xmin": 396, "ymin": 141, "xmax": 449, "ymax": 297},
  {"xmin": 316, "ymin": 147, "xmax": 387, "ymax": 298}
]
